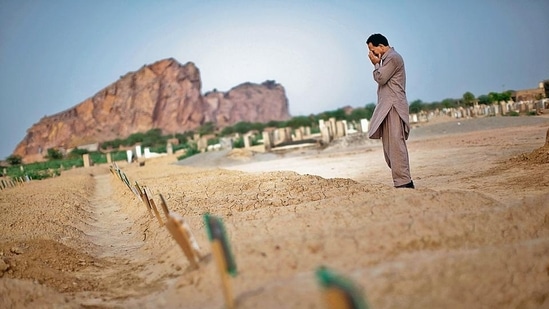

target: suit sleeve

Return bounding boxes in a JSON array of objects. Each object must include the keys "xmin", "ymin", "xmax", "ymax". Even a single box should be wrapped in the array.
[{"xmin": 373, "ymin": 56, "xmax": 399, "ymax": 86}]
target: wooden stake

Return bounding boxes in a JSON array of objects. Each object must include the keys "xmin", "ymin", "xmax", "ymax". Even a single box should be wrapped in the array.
[
  {"xmin": 204, "ymin": 214, "xmax": 237, "ymax": 309},
  {"xmin": 159, "ymin": 194, "xmax": 170, "ymax": 219},
  {"xmin": 149, "ymin": 197, "xmax": 164, "ymax": 227},
  {"xmin": 316, "ymin": 266, "xmax": 369, "ymax": 309},
  {"xmin": 133, "ymin": 182, "xmax": 143, "ymax": 202},
  {"xmin": 323, "ymin": 288, "xmax": 353, "ymax": 309},
  {"xmin": 139, "ymin": 185, "xmax": 154, "ymax": 218},
  {"xmin": 166, "ymin": 213, "xmax": 200, "ymax": 269},
  {"xmin": 144, "ymin": 186, "xmax": 163, "ymax": 225},
  {"xmin": 212, "ymin": 239, "xmax": 234, "ymax": 309}
]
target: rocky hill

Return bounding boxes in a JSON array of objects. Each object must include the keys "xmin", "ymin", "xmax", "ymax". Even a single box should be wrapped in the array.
[{"xmin": 13, "ymin": 58, "xmax": 290, "ymax": 162}]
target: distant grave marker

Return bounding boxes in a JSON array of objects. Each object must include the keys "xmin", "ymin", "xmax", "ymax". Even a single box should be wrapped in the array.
[{"xmin": 82, "ymin": 154, "xmax": 91, "ymax": 168}]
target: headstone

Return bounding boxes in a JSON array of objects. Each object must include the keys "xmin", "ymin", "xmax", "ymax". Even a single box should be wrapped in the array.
[
  {"xmin": 273, "ymin": 129, "xmax": 280, "ymax": 143},
  {"xmin": 262, "ymin": 131, "xmax": 272, "ymax": 151},
  {"xmin": 126, "ymin": 150, "xmax": 133, "ymax": 163},
  {"xmin": 500, "ymin": 102, "xmax": 507, "ymax": 115},
  {"xmin": 411, "ymin": 114, "xmax": 419, "ymax": 123},
  {"xmin": 167, "ymin": 142, "xmax": 173, "ymax": 155},
  {"xmin": 294, "ymin": 128, "xmax": 303, "ymax": 141},
  {"xmin": 493, "ymin": 104, "xmax": 500, "ymax": 116},
  {"xmin": 135, "ymin": 145, "xmax": 142, "ymax": 158},
  {"xmin": 197, "ymin": 137, "xmax": 208, "ymax": 152},
  {"xmin": 335, "ymin": 121, "xmax": 345, "ymax": 138},
  {"xmin": 82, "ymin": 154, "xmax": 91, "ymax": 168},
  {"xmin": 243, "ymin": 134, "xmax": 251, "ymax": 148},
  {"xmin": 319, "ymin": 119, "xmax": 325, "ymax": 129},
  {"xmin": 277, "ymin": 128, "xmax": 287, "ymax": 144},
  {"xmin": 360, "ymin": 119, "xmax": 369, "ymax": 134},
  {"xmin": 321, "ymin": 126, "xmax": 332, "ymax": 144},
  {"xmin": 220, "ymin": 137, "xmax": 233, "ymax": 149},
  {"xmin": 527, "ymin": 102, "xmax": 534, "ymax": 113},
  {"xmin": 329, "ymin": 117, "xmax": 337, "ymax": 137},
  {"xmin": 285, "ymin": 127, "xmax": 292, "ymax": 142}
]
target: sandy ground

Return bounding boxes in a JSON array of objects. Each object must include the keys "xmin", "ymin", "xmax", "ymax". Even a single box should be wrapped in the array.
[{"xmin": 1, "ymin": 115, "xmax": 548, "ymax": 309}]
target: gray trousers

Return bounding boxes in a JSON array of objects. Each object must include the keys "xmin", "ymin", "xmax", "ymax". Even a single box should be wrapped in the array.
[{"xmin": 381, "ymin": 107, "xmax": 412, "ymax": 186}]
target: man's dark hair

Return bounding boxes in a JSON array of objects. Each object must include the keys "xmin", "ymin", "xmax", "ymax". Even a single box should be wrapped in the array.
[{"xmin": 366, "ymin": 33, "xmax": 389, "ymax": 47}]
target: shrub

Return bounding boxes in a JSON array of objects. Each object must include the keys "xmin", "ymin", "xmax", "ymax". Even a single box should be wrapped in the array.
[
  {"xmin": 177, "ymin": 143, "xmax": 200, "ymax": 160},
  {"xmin": 6, "ymin": 155, "xmax": 22, "ymax": 165},
  {"xmin": 45, "ymin": 148, "xmax": 64, "ymax": 160}
]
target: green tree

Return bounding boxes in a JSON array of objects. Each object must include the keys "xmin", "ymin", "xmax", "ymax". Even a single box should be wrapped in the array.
[
  {"xmin": 462, "ymin": 91, "xmax": 475, "ymax": 106},
  {"xmin": 488, "ymin": 92, "xmax": 500, "ymax": 103},
  {"xmin": 428, "ymin": 101, "xmax": 442, "ymax": 110},
  {"xmin": 125, "ymin": 132, "xmax": 145, "ymax": 146},
  {"xmin": 347, "ymin": 108, "xmax": 371, "ymax": 121},
  {"xmin": 220, "ymin": 126, "xmax": 235, "ymax": 136},
  {"xmin": 286, "ymin": 116, "xmax": 313, "ymax": 128},
  {"xmin": 409, "ymin": 99, "xmax": 424, "ymax": 114},
  {"xmin": 141, "ymin": 128, "xmax": 165, "ymax": 147},
  {"xmin": 233, "ymin": 122, "xmax": 254, "ymax": 134},
  {"xmin": 175, "ymin": 133, "xmax": 190, "ymax": 144},
  {"xmin": 500, "ymin": 91, "xmax": 512, "ymax": 102},
  {"xmin": 319, "ymin": 108, "xmax": 346, "ymax": 120},
  {"xmin": 266, "ymin": 120, "xmax": 283, "ymax": 128},
  {"xmin": 363, "ymin": 103, "xmax": 376, "ymax": 120},
  {"xmin": 441, "ymin": 98, "xmax": 457, "ymax": 108},
  {"xmin": 477, "ymin": 95, "xmax": 490, "ymax": 105}
]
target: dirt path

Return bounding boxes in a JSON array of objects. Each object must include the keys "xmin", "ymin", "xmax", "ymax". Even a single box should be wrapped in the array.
[
  {"xmin": 65, "ymin": 173, "xmax": 155, "ymax": 307},
  {"xmin": 85, "ymin": 174, "xmax": 143, "ymax": 259}
]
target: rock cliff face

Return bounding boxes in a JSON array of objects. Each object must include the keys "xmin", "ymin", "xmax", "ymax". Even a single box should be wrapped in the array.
[
  {"xmin": 13, "ymin": 58, "xmax": 291, "ymax": 162},
  {"xmin": 203, "ymin": 80, "xmax": 290, "ymax": 127}
]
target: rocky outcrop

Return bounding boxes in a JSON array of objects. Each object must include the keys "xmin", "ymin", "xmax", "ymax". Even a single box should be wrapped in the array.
[
  {"xmin": 13, "ymin": 59, "xmax": 291, "ymax": 162},
  {"xmin": 203, "ymin": 80, "xmax": 290, "ymax": 127}
]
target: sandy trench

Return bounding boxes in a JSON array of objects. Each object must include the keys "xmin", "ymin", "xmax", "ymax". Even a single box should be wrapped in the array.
[{"xmin": 1, "ymin": 115, "xmax": 549, "ymax": 309}]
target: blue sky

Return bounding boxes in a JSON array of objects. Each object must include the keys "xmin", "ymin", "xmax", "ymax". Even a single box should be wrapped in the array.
[{"xmin": 1, "ymin": 0, "xmax": 548, "ymax": 159}]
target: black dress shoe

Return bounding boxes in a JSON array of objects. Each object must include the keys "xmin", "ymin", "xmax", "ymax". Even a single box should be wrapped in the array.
[{"xmin": 395, "ymin": 180, "xmax": 415, "ymax": 189}]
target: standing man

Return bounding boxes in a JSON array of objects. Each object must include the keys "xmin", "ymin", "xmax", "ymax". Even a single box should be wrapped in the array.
[{"xmin": 366, "ymin": 33, "xmax": 414, "ymax": 189}]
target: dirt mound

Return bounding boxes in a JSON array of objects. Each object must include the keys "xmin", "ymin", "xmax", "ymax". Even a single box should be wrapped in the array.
[
  {"xmin": 325, "ymin": 132, "xmax": 380, "ymax": 151},
  {"xmin": 509, "ymin": 145, "xmax": 549, "ymax": 164},
  {"xmin": 226, "ymin": 148, "xmax": 254, "ymax": 161},
  {"xmin": 509, "ymin": 128, "xmax": 549, "ymax": 164}
]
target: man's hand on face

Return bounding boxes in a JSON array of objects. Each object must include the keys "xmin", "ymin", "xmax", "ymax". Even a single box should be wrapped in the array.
[{"xmin": 368, "ymin": 50, "xmax": 380, "ymax": 65}]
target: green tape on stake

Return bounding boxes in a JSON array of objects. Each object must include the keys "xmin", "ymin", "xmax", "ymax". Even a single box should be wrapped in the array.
[
  {"xmin": 316, "ymin": 266, "xmax": 369, "ymax": 309},
  {"xmin": 204, "ymin": 213, "xmax": 237, "ymax": 276}
]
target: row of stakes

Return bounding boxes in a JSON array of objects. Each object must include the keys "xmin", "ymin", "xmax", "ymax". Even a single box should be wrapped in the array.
[
  {"xmin": 110, "ymin": 162, "xmax": 370, "ymax": 309},
  {"xmin": 0, "ymin": 176, "xmax": 29, "ymax": 191}
]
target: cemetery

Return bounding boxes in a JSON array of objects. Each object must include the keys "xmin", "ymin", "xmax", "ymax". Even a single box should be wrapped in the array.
[{"xmin": 1, "ymin": 113, "xmax": 548, "ymax": 308}]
